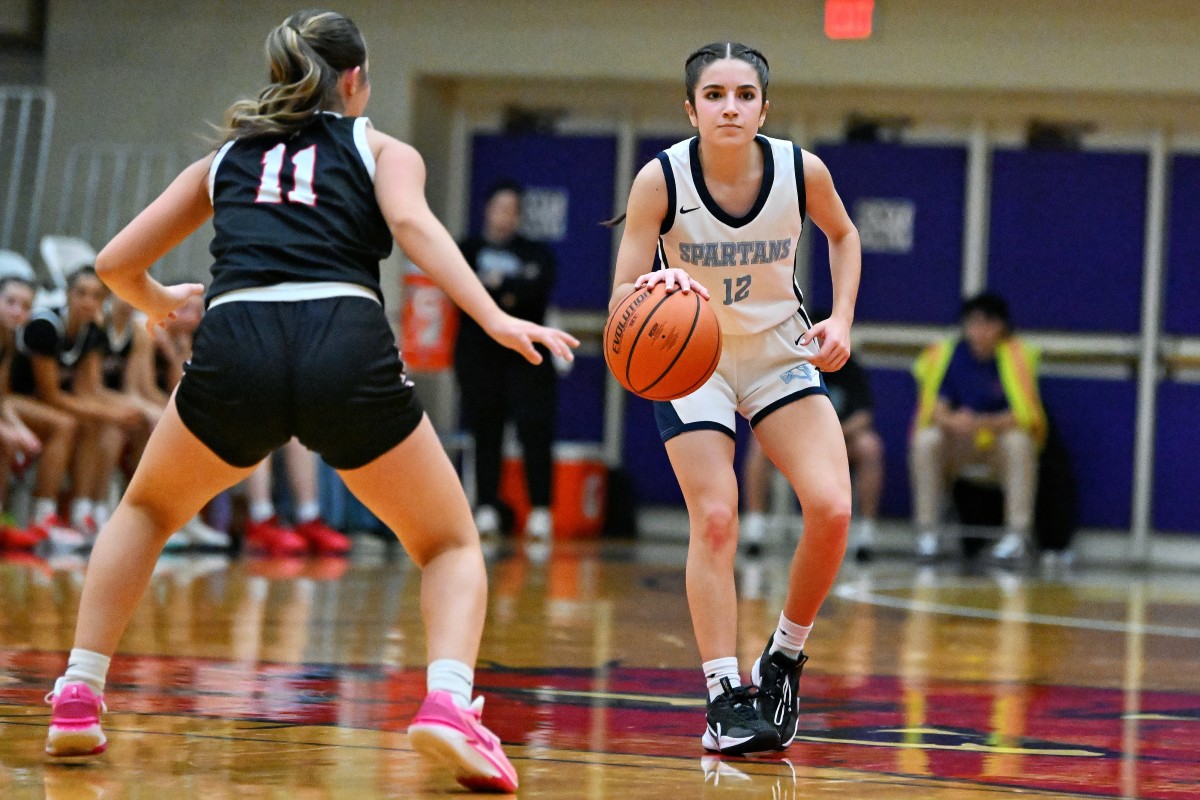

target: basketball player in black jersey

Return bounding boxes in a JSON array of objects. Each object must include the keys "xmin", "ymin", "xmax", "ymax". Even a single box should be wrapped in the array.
[{"xmin": 43, "ymin": 11, "xmax": 575, "ymax": 793}]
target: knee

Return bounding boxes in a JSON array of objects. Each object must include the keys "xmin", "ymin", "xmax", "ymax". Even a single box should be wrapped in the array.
[
  {"xmin": 55, "ymin": 413, "xmax": 79, "ymax": 442},
  {"xmin": 911, "ymin": 426, "xmax": 942, "ymax": 454},
  {"xmin": 1000, "ymin": 429, "xmax": 1035, "ymax": 457},
  {"xmin": 691, "ymin": 502, "xmax": 737, "ymax": 552},
  {"xmin": 855, "ymin": 430, "xmax": 885, "ymax": 463},
  {"xmin": 807, "ymin": 493, "xmax": 853, "ymax": 534}
]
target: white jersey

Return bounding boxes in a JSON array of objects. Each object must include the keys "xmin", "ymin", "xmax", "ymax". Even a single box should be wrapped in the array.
[{"xmin": 656, "ymin": 135, "xmax": 808, "ymax": 336}]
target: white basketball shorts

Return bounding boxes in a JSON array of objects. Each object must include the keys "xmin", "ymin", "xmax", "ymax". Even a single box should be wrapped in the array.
[{"xmin": 654, "ymin": 312, "xmax": 828, "ymax": 441}]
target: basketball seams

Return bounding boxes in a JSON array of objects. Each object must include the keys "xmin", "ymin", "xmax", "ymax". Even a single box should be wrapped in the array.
[
  {"xmin": 673, "ymin": 316, "xmax": 723, "ymax": 399},
  {"xmin": 638, "ymin": 290, "xmax": 702, "ymax": 398},
  {"xmin": 623, "ymin": 289, "xmax": 676, "ymax": 392},
  {"xmin": 606, "ymin": 284, "xmax": 722, "ymax": 402}
]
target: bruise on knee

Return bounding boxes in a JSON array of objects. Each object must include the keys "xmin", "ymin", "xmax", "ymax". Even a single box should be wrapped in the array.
[{"xmin": 692, "ymin": 503, "xmax": 737, "ymax": 552}]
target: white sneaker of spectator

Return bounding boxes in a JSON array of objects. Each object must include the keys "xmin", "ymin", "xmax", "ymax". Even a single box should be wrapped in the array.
[
  {"xmin": 991, "ymin": 530, "xmax": 1028, "ymax": 562},
  {"xmin": 473, "ymin": 505, "xmax": 501, "ymax": 537},
  {"xmin": 179, "ymin": 516, "xmax": 232, "ymax": 549},
  {"xmin": 525, "ymin": 507, "xmax": 552, "ymax": 542}
]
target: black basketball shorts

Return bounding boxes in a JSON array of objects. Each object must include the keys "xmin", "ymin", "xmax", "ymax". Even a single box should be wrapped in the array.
[{"xmin": 175, "ymin": 296, "xmax": 424, "ymax": 470}]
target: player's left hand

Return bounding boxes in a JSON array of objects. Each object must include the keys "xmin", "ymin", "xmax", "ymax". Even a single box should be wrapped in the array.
[
  {"xmin": 144, "ymin": 283, "xmax": 205, "ymax": 335},
  {"xmin": 804, "ymin": 314, "xmax": 851, "ymax": 371}
]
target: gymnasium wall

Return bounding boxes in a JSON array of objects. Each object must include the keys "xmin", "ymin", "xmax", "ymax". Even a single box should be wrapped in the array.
[
  {"xmin": 22, "ymin": 1, "xmax": 1200, "ymax": 535},
  {"xmin": 39, "ymin": 0, "xmax": 1200, "ymax": 227}
]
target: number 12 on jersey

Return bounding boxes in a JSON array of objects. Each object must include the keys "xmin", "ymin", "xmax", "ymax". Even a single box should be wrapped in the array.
[
  {"xmin": 256, "ymin": 144, "xmax": 318, "ymax": 206},
  {"xmin": 723, "ymin": 274, "xmax": 751, "ymax": 305}
]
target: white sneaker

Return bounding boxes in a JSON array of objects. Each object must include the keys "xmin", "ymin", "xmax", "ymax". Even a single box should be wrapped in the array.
[
  {"xmin": 180, "ymin": 516, "xmax": 232, "ymax": 549},
  {"xmin": 741, "ymin": 511, "xmax": 766, "ymax": 556},
  {"xmin": 525, "ymin": 507, "xmax": 552, "ymax": 541},
  {"xmin": 991, "ymin": 531, "xmax": 1027, "ymax": 562},
  {"xmin": 473, "ymin": 505, "xmax": 500, "ymax": 537},
  {"xmin": 850, "ymin": 520, "xmax": 876, "ymax": 562},
  {"xmin": 916, "ymin": 531, "xmax": 940, "ymax": 560}
]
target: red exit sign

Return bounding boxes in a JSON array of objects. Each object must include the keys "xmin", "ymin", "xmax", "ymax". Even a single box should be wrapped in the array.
[{"xmin": 826, "ymin": 0, "xmax": 874, "ymax": 40}]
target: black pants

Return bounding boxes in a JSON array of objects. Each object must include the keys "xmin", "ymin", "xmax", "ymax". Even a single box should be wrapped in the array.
[{"xmin": 455, "ymin": 339, "xmax": 557, "ymax": 509}]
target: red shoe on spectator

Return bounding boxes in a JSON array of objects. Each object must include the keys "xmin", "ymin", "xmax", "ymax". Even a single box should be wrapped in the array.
[
  {"xmin": 295, "ymin": 518, "xmax": 351, "ymax": 556},
  {"xmin": 30, "ymin": 515, "xmax": 87, "ymax": 550},
  {"xmin": 0, "ymin": 524, "xmax": 42, "ymax": 550},
  {"xmin": 244, "ymin": 517, "xmax": 307, "ymax": 557}
]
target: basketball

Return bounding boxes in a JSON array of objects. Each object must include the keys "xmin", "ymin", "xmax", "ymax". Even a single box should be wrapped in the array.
[{"xmin": 604, "ymin": 283, "xmax": 722, "ymax": 401}]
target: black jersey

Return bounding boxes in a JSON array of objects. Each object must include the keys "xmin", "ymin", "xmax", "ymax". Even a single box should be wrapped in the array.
[
  {"xmin": 11, "ymin": 308, "xmax": 106, "ymax": 395},
  {"xmin": 102, "ymin": 320, "xmax": 135, "ymax": 390},
  {"xmin": 206, "ymin": 113, "xmax": 392, "ymax": 303}
]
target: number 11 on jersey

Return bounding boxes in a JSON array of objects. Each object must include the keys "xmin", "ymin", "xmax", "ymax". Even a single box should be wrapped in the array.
[
  {"xmin": 256, "ymin": 143, "xmax": 318, "ymax": 206},
  {"xmin": 723, "ymin": 274, "xmax": 751, "ymax": 305}
]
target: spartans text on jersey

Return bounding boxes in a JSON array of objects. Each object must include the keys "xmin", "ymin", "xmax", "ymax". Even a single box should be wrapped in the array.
[{"xmin": 677, "ymin": 239, "xmax": 792, "ymax": 268}]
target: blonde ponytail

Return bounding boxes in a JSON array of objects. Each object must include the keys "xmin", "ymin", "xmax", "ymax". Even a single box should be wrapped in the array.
[{"xmin": 215, "ymin": 10, "xmax": 366, "ymax": 145}]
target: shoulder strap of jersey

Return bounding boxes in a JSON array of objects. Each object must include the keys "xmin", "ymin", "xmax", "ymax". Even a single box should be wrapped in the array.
[
  {"xmin": 793, "ymin": 144, "xmax": 807, "ymax": 224},
  {"xmin": 352, "ymin": 117, "xmax": 376, "ymax": 182},
  {"xmin": 655, "ymin": 152, "xmax": 677, "ymax": 235},
  {"xmin": 209, "ymin": 140, "xmax": 237, "ymax": 203}
]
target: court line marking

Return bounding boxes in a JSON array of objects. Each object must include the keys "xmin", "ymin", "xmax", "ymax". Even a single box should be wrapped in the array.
[
  {"xmin": 834, "ymin": 579, "xmax": 1200, "ymax": 638},
  {"xmin": 0, "ymin": 716, "xmax": 1134, "ymax": 800}
]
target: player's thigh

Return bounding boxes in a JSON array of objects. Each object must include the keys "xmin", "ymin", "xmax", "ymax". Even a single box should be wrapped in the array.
[
  {"xmin": 753, "ymin": 394, "xmax": 850, "ymax": 509},
  {"xmin": 664, "ymin": 428, "xmax": 739, "ymax": 514},
  {"xmin": 121, "ymin": 398, "xmax": 256, "ymax": 531},
  {"xmin": 335, "ymin": 415, "xmax": 476, "ymax": 566}
]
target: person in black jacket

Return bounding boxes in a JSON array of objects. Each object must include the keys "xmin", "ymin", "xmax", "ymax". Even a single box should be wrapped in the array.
[{"xmin": 455, "ymin": 180, "xmax": 558, "ymax": 541}]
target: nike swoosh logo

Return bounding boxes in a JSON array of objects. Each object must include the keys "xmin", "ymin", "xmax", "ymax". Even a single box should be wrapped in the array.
[{"xmin": 680, "ymin": 206, "xmax": 701, "ymax": 214}]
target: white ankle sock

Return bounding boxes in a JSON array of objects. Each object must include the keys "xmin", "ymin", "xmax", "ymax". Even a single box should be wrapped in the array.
[
  {"xmin": 61, "ymin": 648, "xmax": 111, "ymax": 696},
  {"xmin": 295, "ymin": 501, "xmax": 321, "ymax": 524},
  {"xmin": 769, "ymin": 613, "xmax": 813, "ymax": 660},
  {"xmin": 702, "ymin": 656, "xmax": 741, "ymax": 700},
  {"xmin": 427, "ymin": 658, "xmax": 474, "ymax": 709},
  {"xmin": 249, "ymin": 501, "xmax": 275, "ymax": 524}
]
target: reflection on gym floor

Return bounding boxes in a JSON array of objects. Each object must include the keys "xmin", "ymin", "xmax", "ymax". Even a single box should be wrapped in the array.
[{"xmin": 1, "ymin": 542, "xmax": 1198, "ymax": 799}]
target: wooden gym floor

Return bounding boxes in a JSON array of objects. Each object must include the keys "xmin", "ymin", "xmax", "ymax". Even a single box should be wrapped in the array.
[{"xmin": 0, "ymin": 539, "xmax": 1197, "ymax": 799}]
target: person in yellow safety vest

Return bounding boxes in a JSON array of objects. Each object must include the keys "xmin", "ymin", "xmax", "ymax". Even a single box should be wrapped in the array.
[{"xmin": 909, "ymin": 292, "xmax": 1046, "ymax": 564}]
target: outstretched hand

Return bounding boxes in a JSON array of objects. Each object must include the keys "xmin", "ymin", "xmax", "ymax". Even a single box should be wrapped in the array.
[
  {"xmin": 803, "ymin": 314, "xmax": 852, "ymax": 372},
  {"xmin": 634, "ymin": 268, "xmax": 709, "ymax": 299},
  {"xmin": 144, "ymin": 283, "xmax": 205, "ymax": 335},
  {"xmin": 489, "ymin": 316, "xmax": 580, "ymax": 366}
]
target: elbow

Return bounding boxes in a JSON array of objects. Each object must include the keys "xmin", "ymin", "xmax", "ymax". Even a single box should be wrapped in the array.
[{"xmin": 93, "ymin": 248, "xmax": 120, "ymax": 281}]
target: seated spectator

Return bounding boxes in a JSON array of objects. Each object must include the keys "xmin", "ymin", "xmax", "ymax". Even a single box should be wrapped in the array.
[
  {"xmin": 244, "ymin": 437, "xmax": 352, "ymax": 556},
  {"xmin": 0, "ymin": 276, "xmax": 47, "ymax": 549},
  {"xmin": 9, "ymin": 267, "xmax": 144, "ymax": 541},
  {"xmin": 909, "ymin": 292, "xmax": 1045, "ymax": 563},
  {"xmin": 741, "ymin": 346, "xmax": 884, "ymax": 561},
  {"xmin": 103, "ymin": 293, "xmax": 228, "ymax": 549}
]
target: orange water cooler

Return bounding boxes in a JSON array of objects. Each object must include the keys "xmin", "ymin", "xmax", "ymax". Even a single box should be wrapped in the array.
[{"xmin": 499, "ymin": 442, "xmax": 607, "ymax": 538}]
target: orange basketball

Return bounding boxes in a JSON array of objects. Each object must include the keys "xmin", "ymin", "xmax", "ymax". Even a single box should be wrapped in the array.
[{"xmin": 604, "ymin": 283, "xmax": 722, "ymax": 401}]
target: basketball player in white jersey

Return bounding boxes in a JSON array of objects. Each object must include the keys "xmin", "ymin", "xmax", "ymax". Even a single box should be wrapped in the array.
[{"xmin": 608, "ymin": 42, "xmax": 862, "ymax": 754}]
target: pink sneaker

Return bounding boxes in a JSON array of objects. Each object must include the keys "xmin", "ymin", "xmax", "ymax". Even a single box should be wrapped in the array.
[
  {"xmin": 45, "ymin": 681, "xmax": 107, "ymax": 757},
  {"xmin": 407, "ymin": 691, "xmax": 518, "ymax": 793}
]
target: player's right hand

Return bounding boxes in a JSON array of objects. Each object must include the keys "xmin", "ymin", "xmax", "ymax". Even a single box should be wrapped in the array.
[
  {"xmin": 145, "ymin": 282, "xmax": 205, "ymax": 335},
  {"xmin": 634, "ymin": 268, "xmax": 709, "ymax": 299}
]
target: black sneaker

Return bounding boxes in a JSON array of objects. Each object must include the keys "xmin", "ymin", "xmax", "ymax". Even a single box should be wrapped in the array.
[
  {"xmin": 751, "ymin": 636, "xmax": 808, "ymax": 748},
  {"xmin": 701, "ymin": 677, "xmax": 781, "ymax": 755}
]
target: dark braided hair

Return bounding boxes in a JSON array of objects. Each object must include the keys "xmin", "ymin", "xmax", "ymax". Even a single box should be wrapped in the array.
[{"xmin": 684, "ymin": 42, "xmax": 770, "ymax": 105}]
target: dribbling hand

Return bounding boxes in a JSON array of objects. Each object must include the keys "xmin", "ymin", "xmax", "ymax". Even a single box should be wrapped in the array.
[
  {"xmin": 145, "ymin": 283, "xmax": 206, "ymax": 335},
  {"xmin": 489, "ymin": 316, "xmax": 580, "ymax": 366},
  {"xmin": 634, "ymin": 268, "xmax": 709, "ymax": 299}
]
